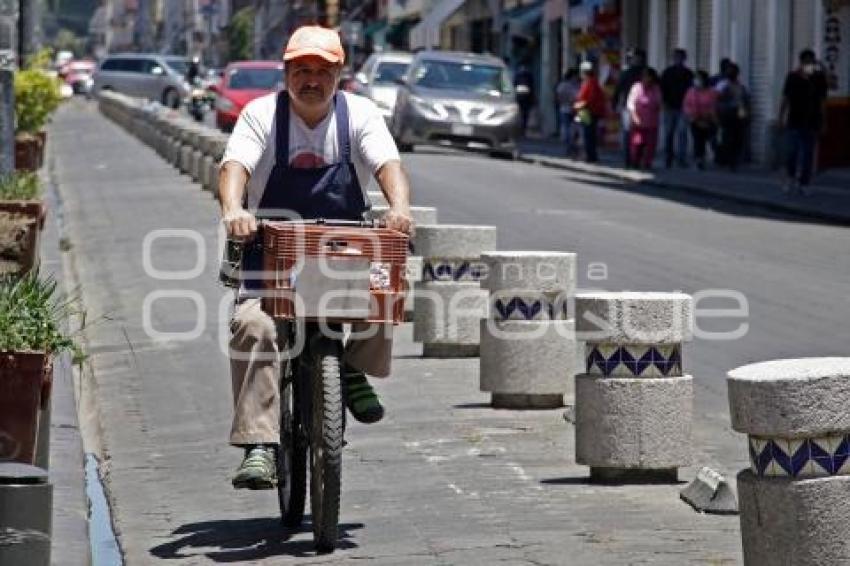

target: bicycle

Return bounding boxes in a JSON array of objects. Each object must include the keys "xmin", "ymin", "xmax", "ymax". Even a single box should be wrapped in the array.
[{"xmin": 223, "ymin": 218, "xmax": 408, "ymax": 552}]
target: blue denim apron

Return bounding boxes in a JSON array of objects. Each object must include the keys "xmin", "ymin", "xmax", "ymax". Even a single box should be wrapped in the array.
[{"xmin": 242, "ymin": 92, "xmax": 367, "ymax": 291}]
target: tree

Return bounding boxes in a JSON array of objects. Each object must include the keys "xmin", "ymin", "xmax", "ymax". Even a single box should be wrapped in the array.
[
  {"xmin": 53, "ymin": 29, "xmax": 85, "ymax": 56},
  {"xmin": 227, "ymin": 7, "xmax": 254, "ymax": 63}
]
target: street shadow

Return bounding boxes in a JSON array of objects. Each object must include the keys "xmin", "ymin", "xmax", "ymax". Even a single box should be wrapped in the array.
[
  {"xmin": 558, "ymin": 173, "xmax": 846, "ymax": 227},
  {"xmin": 149, "ymin": 517, "xmax": 363, "ymax": 562},
  {"xmin": 452, "ymin": 402, "xmax": 493, "ymax": 410},
  {"xmin": 540, "ymin": 476, "xmax": 592, "ymax": 486}
]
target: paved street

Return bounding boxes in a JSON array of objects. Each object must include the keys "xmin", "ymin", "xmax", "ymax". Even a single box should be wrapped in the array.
[{"xmin": 49, "ymin": 98, "xmax": 850, "ymax": 565}]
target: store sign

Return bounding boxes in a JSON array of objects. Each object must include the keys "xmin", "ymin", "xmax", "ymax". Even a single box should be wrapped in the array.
[{"xmin": 823, "ymin": 1, "xmax": 849, "ymax": 94}]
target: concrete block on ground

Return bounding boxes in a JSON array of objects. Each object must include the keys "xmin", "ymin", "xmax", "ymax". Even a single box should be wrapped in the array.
[
  {"xmin": 413, "ymin": 281, "xmax": 487, "ymax": 356},
  {"xmin": 680, "ymin": 466, "xmax": 738, "ymax": 515},
  {"xmin": 190, "ymin": 149, "xmax": 204, "ymax": 182},
  {"xmin": 368, "ymin": 205, "xmax": 438, "ymax": 226},
  {"xmin": 728, "ymin": 357, "xmax": 850, "ymax": 566},
  {"xmin": 367, "ymin": 190, "xmax": 388, "ymax": 207},
  {"xmin": 737, "ymin": 470, "xmax": 850, "ymax": 565},
  {"xmin": 575, "ymin": 292, "xmax": 693, "ymax": 345},
  {"xmin": 480, "ymin": 319, "xmax": 575, "ymax": 397},
  {"xmin": 481, "ymin": 251, "xmax": 576, "ymax": 294},
  {"xmin": 179, "ymin": 146, "xmax": 193, "ymax": 174},
  {"xmin": 414, "ymin": 224, "xmax": 497, "ymax": 261},
  {"xmin": 575, "ymin": 373, "xmax": 694, "ymax": 472},
  {"xmin": 200, "ymin": 155, "xmax": 215, "ymax": 190},
  {"xmin": 728, "ymin": 358, "xmax": 850, "ymax": 438}
]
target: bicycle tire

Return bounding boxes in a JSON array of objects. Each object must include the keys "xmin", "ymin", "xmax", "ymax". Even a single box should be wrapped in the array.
[
  {"xmin": 278, "ymin": 358, "xmax": 307, "ymax": 527},
  {"xmin": 309, "ymin": 338, "xmax": 344, "ymax": 553}
]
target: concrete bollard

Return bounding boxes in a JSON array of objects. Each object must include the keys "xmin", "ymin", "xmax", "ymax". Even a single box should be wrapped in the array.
[
  {"xmin": 367, "ymin": 190, "xmax": 389, "ymax": 207},
  {"xmin": 479, "ymin": 252, "xmax": 577, "ymax": 409},
  {"xmin": 728, "ymin": 358, "xmax": 850, "ymax": 565},
  {"xmin": 190, "ymin": 148, "xmax": 204, "ymax": 182},
  {"xmin": 574, "ymin": 292, "xmax": 693, "ymax": 483},
  {"xmin": 412, "ymin": 224, "xmax": 496, "ymax": 358},
  {"xmin": 201, "ymin": 154, "xmax": 215, "ymax": 191},
  {"xmin": 367, "ymin": 205, "xmax": 438, "ymax": 226},
  {"xmin": 0, "ymin": 463, "xmax": 52, "ymax": 565}
]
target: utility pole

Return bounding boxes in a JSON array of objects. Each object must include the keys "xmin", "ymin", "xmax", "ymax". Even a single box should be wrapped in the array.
[
  {"xmin": 0, "ymin": 0, "xmax": 17, "ymax": 174},
  {"xmin": 17, "ymin": 0, "xmax": 35, "ymax": 66}
]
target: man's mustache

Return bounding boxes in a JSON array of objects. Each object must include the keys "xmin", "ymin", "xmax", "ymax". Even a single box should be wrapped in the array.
[{"xmin": 299, "ymin": 85, "xmax": 324, "ymax": 96}]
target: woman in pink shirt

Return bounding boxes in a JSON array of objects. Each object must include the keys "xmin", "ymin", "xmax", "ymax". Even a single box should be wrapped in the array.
[
  {"xmin": 683, "ymin": 70, "xmax": 718, "ymax": 169},
  {"xmin": 626, "ymin": 68, "xmax": 663, "ymax": 170}
]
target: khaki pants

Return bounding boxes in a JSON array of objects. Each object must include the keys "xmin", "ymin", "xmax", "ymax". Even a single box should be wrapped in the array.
[{"xmin": 228, "ymin": 298, "xmax": 393, "ymax": 446}]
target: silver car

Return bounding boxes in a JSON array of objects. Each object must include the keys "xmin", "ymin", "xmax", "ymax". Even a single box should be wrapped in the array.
[
  {"xmin": 355, "ymin": 51, "xmax": 413, "ymax": 123},
  {"xmin": 92, "ymin": 53, "xmax": 191, "ymax": 108},
  {"xmin": 390, "ymin": 51, "xmax": 520, "ymax": 159}
]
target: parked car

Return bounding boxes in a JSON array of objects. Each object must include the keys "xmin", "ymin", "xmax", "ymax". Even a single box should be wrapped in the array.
[
  {"xmin": 59, "ymin": 60, "xmax": 96, "ymax": 95},
  {"xmin": 212, "ymin": 61, "xmax": 284, "ymax": 132},
  {"xmin": 355, "ymin": 51, "xmax": 413, "ymax": 123},
  {"xmin": 390, "ymin": 51, "xmax": 520, "ymax": 158},
  {"xmin": 92, "ymin": 53, "xmax": 191, "ymax": 108}
]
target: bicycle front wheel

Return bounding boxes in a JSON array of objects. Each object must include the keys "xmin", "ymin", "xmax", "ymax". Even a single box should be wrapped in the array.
[
  {"xmin": 278, "ymin": 359, "xmax": 307, "ymax": 528},
  {"xmin": 309, "ymin": 337, "xmax": 344, "ymax": 553}
]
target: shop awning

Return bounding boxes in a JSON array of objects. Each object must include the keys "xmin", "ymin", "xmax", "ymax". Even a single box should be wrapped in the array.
[
  {"xmin": 503, "ymin": 1, "xmax": 543, "ymax": 39},
  {"xmin": 409, "ymin": 0, "xmax": 464, "ymax": 50},
  {"xmin": 385, "ymin": 16, "xmax": 419, "ymax": 49},
  {"xmin": 364, "ymin": 20, "xmax": 388, "ymax": 37}
]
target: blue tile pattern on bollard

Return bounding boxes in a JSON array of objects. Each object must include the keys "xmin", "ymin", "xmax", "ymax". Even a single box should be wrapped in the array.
[
  {"xmin": 749, "ymin": 436, "xmax": 850, "ymax": 478},
  {"xmin": 585, "ymin": 344, "xmax": 682, "ymax": 377}
]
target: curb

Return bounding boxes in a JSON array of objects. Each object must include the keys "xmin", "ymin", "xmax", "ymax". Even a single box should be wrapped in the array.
[{"xmin": 519, "ymin": 153, "xmax": 850, "ymax": 226}]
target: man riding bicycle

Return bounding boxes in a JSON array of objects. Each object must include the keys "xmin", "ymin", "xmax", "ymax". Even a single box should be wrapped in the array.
[{"xmin": 219, "ymin": 26, "xmax": 413, "ymax": 489}]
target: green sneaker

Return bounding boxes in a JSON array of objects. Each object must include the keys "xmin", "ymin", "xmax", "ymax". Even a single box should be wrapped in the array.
[
  {"xmin": 232, "ymin": 445, "xmax": 277, "ymax": 490},
  {"xmin": 343, "ymin": 366, "xmax": 384, "ymax": 424}
]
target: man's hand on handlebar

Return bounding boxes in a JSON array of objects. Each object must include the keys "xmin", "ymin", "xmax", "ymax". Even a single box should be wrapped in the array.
[
  {"xmin": 383, "ymin": 206, "xmax": 414, "ymax": 237},
  {"xmin": 223, "ymin": 208, "xmax": 258, "ymax": 240}
]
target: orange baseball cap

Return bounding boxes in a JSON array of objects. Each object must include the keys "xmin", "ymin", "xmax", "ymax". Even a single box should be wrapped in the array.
[{"xmin": 284, "ymin": 26, "xmax": 345, "ymax": 65}]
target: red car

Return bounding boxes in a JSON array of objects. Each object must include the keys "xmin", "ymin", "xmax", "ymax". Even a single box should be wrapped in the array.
[{"xmin": 212, "ymin": 61, "xmax": 285, "ymax": 132}]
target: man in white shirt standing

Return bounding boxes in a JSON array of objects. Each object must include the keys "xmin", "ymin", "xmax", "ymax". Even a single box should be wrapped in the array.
[{"xmin": 219, "ymin": 25, "xmax": 413, "ymax": 489}]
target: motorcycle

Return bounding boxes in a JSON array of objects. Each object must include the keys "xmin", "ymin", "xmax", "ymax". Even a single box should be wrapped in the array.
[{"xmin": 186, "ymin": 79, "xmax": 210, "ymax": 122}]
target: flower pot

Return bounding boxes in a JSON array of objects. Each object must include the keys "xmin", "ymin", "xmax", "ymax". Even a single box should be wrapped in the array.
[
  {"xmin": 0, "ymin": 200, "xmax": 46, "ymax": 277},
  {"xmin": 0, "ymin": 351, "xmax": 52, "ymax": 464},
  {"xmin": 14, "ymin": 135, "xmax": 41, "ymax": 172},
  {"xmin": 35, "ymin": 131, "xmax": 47, "ymax": 169}
]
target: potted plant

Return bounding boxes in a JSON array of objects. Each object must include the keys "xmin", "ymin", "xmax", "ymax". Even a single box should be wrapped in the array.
[
  {"xmin": 0, "ymin": 172, "xmax": 45, "ymax": 277},
  {"xmin": 0, "ymin": 274, "xmax": 83, "ymax": 464},
  {"xmin": 14, "ymin": 51, "xmax": 62, "ymax": 171}
]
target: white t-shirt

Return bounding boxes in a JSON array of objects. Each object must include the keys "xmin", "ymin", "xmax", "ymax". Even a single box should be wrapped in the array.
[{"xmin": 221, "ymin": 91, "xmax": 400, "ymax": 211}]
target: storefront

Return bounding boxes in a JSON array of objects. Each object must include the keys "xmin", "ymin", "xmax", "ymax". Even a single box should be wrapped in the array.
[
  {"xmin": 567, "ymin": 0, "xmax": 623, "ymax": 146},
  {"xmin": 818, "ymin": 0, "xmax": 850, "ymax": 168}
]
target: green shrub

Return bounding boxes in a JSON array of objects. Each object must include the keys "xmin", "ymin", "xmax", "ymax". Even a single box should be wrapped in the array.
[
  {"xmin": 0, "ymin": 274, "xmax": 85, "ymax": 361},
  {"xmin": 14, "ymin": 68, "xmax": 62, "ymax": 134},
  {"xmin": 0, "ymin": 172, "xmax": 41, "ymax": 200}
]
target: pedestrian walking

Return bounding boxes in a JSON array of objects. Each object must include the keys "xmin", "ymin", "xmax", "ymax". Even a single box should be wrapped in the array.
[
  {"xmin": 660, "ymin": 49, "xmax": 694, "ymax": 168},
  {"xmin": 683, "ymin": 70, "xmax": 718, "ymax": 169},
  {"xmin": 709, "ymin": 58, "xmax": 732, "ymax": 88},
  {"xmin": 715, "ymin": 63, "xmax": 749, "ymax": 171},
  {"xmin": 556, "ymin": 68, "xmax": 581, "ymax": 156},
  {"xmin": 514, "ymin": 65, "xmax": 535, "ymax": 136},
  {"xmin": 612, "ymin": 48, "xmax": 647, "ymax": 167},
  {"xmin": 574, "ymin": 61, "xmax": 607, "ymax": 164},
  {"xmin": 627, "ymin": 67, "xmax": 663, "ymax": 170},
  {"xmin": 779, "ymin": 49, "xmax": 828, "ymax": 195}
]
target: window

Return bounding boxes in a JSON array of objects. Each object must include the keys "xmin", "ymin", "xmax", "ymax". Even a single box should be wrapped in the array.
[
  {"xmin": 412, "ymin": 60, "xmax": 513, "ymax": 95},
  {"xmin": 101, "ymin": 58, "xmax": 132, "ymax": 71},
  {"xmin": 163, "ymin": 58, "xmax": 189, "ymax": 75},
  {"xmin": 373, "ymin": 62, "xmax": 409, "ymax": 85},
  {"xmin": 227, "ymin": 67, "xmax": 284, "ymax": 90}
]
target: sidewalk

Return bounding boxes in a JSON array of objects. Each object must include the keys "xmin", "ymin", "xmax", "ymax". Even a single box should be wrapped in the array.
[
  {"xmin": 519, "ymin": 137, "xmax": 850, "ymax": 225},
  {"xmin": 46, "ymin": 99, "xmax": 747, "ymax": 565}
]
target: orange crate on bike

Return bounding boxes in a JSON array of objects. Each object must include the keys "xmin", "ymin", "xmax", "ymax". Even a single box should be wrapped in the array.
[{"xmin": 261, "ymin": 222, "xmax": 409, "ymax": 324}]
